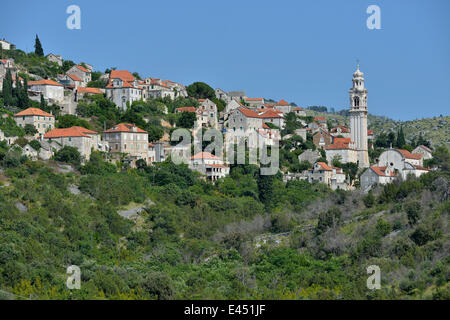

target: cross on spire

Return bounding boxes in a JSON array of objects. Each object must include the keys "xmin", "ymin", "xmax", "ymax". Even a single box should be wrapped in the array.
[{"xmin": 356, "ymin": 59, "xmax": 360, "ymax": 70}]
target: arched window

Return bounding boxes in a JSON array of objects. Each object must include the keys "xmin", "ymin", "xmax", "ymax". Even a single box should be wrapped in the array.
[{"xmin": 354, "ymin": 96, "xmax": 360, "ymax": 107}]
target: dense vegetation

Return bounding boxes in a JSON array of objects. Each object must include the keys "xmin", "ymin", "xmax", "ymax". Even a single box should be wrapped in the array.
[{"xmin": 0, "ymin": 143, "xmax": 448, "ymax": 299}]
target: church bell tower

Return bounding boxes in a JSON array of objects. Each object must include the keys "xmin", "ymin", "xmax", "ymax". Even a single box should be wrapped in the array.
[{"xmin": 349, "ymin": 63, "xmax": 369, "ymax": 168}]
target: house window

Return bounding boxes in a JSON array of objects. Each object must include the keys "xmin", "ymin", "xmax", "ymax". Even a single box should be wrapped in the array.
[{"xmin": 69, "ymin": 137, "xmax": 72, "ymax": 141}]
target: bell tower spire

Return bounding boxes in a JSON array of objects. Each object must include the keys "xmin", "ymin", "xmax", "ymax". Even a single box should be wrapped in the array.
[{"xmin": 349, "ymin": 63, "xmax": 369, "ymax": 168}]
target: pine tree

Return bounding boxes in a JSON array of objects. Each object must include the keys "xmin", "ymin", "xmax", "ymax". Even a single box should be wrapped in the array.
[
  {"xmin": 22, "ymin": 78, "xmax": 29, "ymax": 108},
  {"xmin": 34, "ymin": 34, "xmax": 44, "ymax": 56},
  {"xmin": 396, "ymin": 126, "xmax": 406, "ymax": 148}
]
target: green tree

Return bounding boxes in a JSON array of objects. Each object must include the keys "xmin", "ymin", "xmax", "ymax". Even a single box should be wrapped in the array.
[
  {"xmin": 176, "ymin": 112, "xmax": 196, "ymax": 129},
  {"xmin": 24, "ymin": 124, "xmax": 38, "ymax": 135},
  {"xmin": 396, "ymin": 126, "xmax": 406, "ymax": 148},
  {"xmin": 186, "ymin": 82, "xmax": 215, "ymax": 99},
  {"xmin": 54, "ymin": 146, "xmax": 81, "ymax": 166},
  {"xmin": 2, "ymin": 70, "xmax": 14, "ymax": 106},
  {"xmin": 34, "ymin": 34, "xmax": 44, "ymax": 56}
]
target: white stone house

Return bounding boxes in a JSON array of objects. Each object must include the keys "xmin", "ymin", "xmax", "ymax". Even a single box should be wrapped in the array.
[
  {"xmin": 198, "ymin": 99, "xmax": 218, "ymax": 128},
  {"xmin": 244, "ymin": 98, "xmax": 265, "ymax": 108},
  {"xmin": 44, "ymin": 126, "xmax": 105, "ymax": 161},
  {"xmin": 258, "ymin": 109, "xmax": 284, "ymax": 129},
  {"xmin": 274, "ymin": 99, "xmax": 292, "ymax": 114},
  {"xmin": 0, "ymin": 39, "xmax": 15, "ymax": 50},
  {"xmin": 330, "ymin": 125, "xmax": 351, "ymax": 139},
  {"xmin": 67, "ymin": 65, "xmax": 92, "ymax": 87},
  {"xmin": 13, "ymin": 107, "xmax": 55, "ymax": 138},
  {"xmin": 106, "ymin": 71, "xmax": 142, "ymax": 111},
  {"xmin": 28, "ymin": 80, "xmax": 64, "ymax": 103},
  {"xmin": 412, "ymin": 145, "xmax": 433, "ymax": 160},
  {"xmin": 142, "ymin": 78, "xmax": 174, "ymax": 100},
  {"xmin": 46, "ymin": 53, "xmax": 63, "ymax": 66},
  {"xmin": 102, "ymin": 123, "xmax": 148, "ymax": 165},
  {"xmin": 292, "ymin": 107, "xmax": 306, "ymax": 117},
  {"xmin": 190, "ymin": 152, "xmax": 230, "ymax": 182},
  {"xmin": 360, "ymin": 166, "xmax": 396, "ymax": 192},
  {"xmin": 215, "ymin": 88, "xmax": 231, "ymax": 103},
  {"xmin": 325, "ymin": 138, "xmax": 358, "ymax": 164},
  {"xmin": 22, "ymin": 144, "xmax": 39, "ymax": 160}
]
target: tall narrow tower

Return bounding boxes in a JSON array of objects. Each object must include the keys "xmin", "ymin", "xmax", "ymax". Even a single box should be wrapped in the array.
[{"xmin": 349, "ymin": 63, "xmax": 369, "ymax": 168}]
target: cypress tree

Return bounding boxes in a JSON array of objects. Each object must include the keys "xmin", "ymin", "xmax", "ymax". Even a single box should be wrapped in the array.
[
  {"xmin": 34, "ymin": 34, "xmax": 44, "ymax": 56},
  {"xmin": 396, "ymin": 126, "xmax": 406, "ymax": 148},
  {"xmin": 2, "ymin": 69, "xmax": 14, "ymax": 106}
]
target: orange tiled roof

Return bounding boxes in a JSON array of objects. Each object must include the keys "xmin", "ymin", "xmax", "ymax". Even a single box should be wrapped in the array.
[
  {"xmin": 331, "ymin": 125, "xmax": 350, "ymax": 133},
  {"xmin": 103, "ymin": 123, "xmax": 147, "ymax": 133},
  {"xmin": 14, "ymin": 107, "xmax": 54, "ymax": 117},
  {"xmin": 370, "ymin": 166, "xmax": 395, "ymax": 177},
  {"xmin": 176, "ymin": 107, "xmax": 197, "ymax": 113},
  {"xmin": 367, "ymin": 130, "xmax": 374, "ymax": 135},
  {"xmin": 237, "ymin": 107, "xmax": 260, "ymax": 118},
  {"xmin": 292, "ymin": 107, "xmax": 304, "ymax": 111},
  {"xmin": 316, "ymin": 162, "xmax": 332, "ymax": 171},
  {"xmin": 109, "ymin": 70, "xmax": 135, "ymax": 82},
  {"xmin": 67, "ymin": 73, "xmax": 82, "ymax": 82},
  {"xmin": 77, "ymin": 87, "xmax": 103, "ymax": 94},
  {"xmin": 259, "ymin": 109, "xmax": 283, "ymax": 118},
  {"xmin": 28, "ymin": 79, "xmax": 62, "ymax": 87},
  {"xmin": 314, "ymin": 116, "xmax": 326, "ymax": 121},
  {"xmin": 397, "ymin": 149, "xmax": 422, "ymax": 160},
  {"xmin": 44, "ymin": 126, "xmax": 96, "ymax": 138},
  {"xmin": 191, "ymin": 152, "xmax": 221, "ymax": 160},
  {"xmin": 276, "ymin": 99, "xmax": 289, "ymax": 106},
  {"xmin": 245, "ymin": 98, "xmax": 264, "ymax": 101},
  {"xmin": 76, "ymin": 65, "xmax": 91, "ymax": 73}
]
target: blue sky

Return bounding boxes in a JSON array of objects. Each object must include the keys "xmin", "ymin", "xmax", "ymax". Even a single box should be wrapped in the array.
[{"xmin": 1, "ymin": 0, "xmax": 449, "ymax": 120}]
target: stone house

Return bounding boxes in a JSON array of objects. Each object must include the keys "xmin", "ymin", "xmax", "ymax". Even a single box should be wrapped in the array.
[
  {"xmin": 190, "ymin": 152, "xmax": 229, "ymax": 182},
  {"xmin": 44, "ymin": 126, "xmax": 105, "ymax": 161},
  {"xmin": 106, "ymin": 70, "xmax": 142, "ymax": 110},
  {"xmin": 325, "ymin": 138, "xmax": 358, "ymax": 164},
  {"xmin": 259, "ymin": 109, "xmax": 284, "ymax": 129},
  {"xmin": 0, "ymin": 39, "xmax": 15, "ymax": 50},
  {"xmin": 330, "ymin": 125, "xmax": 351, "ymax": 139},
  {"xmin": 312, "ymin": 129, "xmax": 333, "ymax": 149},
  {"xmin": 13, "ymin": 107, "xmax": 55, "ymax": 138},
  {"xmin": 102, "ymin": 123, "xmax": 148, "ymax": 165},
  {"xmin": 292, "ymin": 107, "xmax": 306, "ymax": 117},
  {"xmin": 28, "ymin": 80, "xmax": 64, "ymax": 103},
  {"xmin": 412, "ymin": 145, "xmax": 433, "ymax": 160},
  {"xmin": 198, "ymin": 99, "xmax": 218, "ymax": 128},
  {"xmin": 360, "ymin": 166, "xmax": 396, "ymax": 192},
  {"xmin": 274, "ymin": 99, "xmax": 292, "ymax": 114},
  {"xmin": 298, "ymin": 149, "xmax": 320, "ymax": 164},
  {"xmin": 67, "ymin": 65, "xmax": 92, "ymax": 87},
  {"xmin": 46, "ymin": 53, "xmax": 63, "ymax": 66}
]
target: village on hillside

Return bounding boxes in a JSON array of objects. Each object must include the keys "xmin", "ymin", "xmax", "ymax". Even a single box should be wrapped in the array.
[{"xmin": 0, "ymin": 37, "xmax": 439, "ymax": 192}]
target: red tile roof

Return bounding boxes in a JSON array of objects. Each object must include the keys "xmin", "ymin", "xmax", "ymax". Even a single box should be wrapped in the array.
[
  {"xmin": 314, "ymin": 116, "xmax": 326, "ymax": 121},
  {"xmin": 330, "ymin": 125, "xmax": 350, "ymax": 133},
  {"xmin": 237, "ymin": 107, "xmax": 260, "ymax": 118},
  {"xmin": 367, "ymin": 130, "xmax": 374, "ymax": 135},
  {"xmin": 176, "ymin": 107, "xmax": 197, "ymax": 113},
  {"xmin": 397, "ymin": 149, "xmax": 422, "ymax": 160},
  {"xmin": 245, "ymin": 98, "xmax": 264, "ymax": 101},
  {"xmin": 77, "ymin": 87, "xmax": 103, "ymax": 94},
  {"xmin": 259, "ymin": 109, "xmax": 283, "ymax": 118},
  {"xmin": 28, "ymin": 79, "xmax": 63, "ymax": 87},
  {"xmin": 276, "ymin": 99, "xmax": 290, "ymax": 106},
  {"xmin": 109, "ymin": 70, "xmax": 135, "ymax": 82},
  {"xmin": 14, "ymin": 107, "xmax": 54, "ymax": 118},
  {"xmin": 191, "ymin": 152, "xmax": 221, "ymax": 160},
  {"xmin": 370, "ymin": 166, "xmax": 395, "ymax": 177},
  {"xmin": 103, "ymin": 123, "xmax": 147, "ymax": 133},
  {"xmin": 44, "ymin": 126, "xmax": 96, "ymax": 138},
  {"xmin": 76, "ymin": 65, "xmax": 91, "ymax": 73},
  {"xmin": 316, "ymin": 162, "xmax": 332, "ymax": 171},
  {"xmin": 67, "ymin": 73, "xmax": 82, "ymax": 82},
  {"xmin": 292, "ymin": 107, "xmax": 304, "ymax": 111}
]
